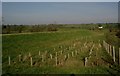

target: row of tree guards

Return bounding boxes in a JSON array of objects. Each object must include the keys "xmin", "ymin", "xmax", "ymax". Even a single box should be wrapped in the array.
[
  {"xmin": 7, "ymin": 39, "xmax": 97, "ymax": 67},
  {"xmin": 103, "ymin": 40, "xmax": 120, "ymax": 65},
  {"xmin": 8, "ymin": 45, "xmax": 96, "ymax": 67},
  {"xmin": 8, "ymin": 50, "xmax": 80, "ymax": 67},
  {"xmin": 84, "ymin": 44, "xmax": 94, "ymax": 67}
]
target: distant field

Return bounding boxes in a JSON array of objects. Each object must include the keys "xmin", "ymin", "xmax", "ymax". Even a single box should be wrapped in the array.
[{"xmin": 2, "ymin": 28, "xmax": 119, "ymax": 74}]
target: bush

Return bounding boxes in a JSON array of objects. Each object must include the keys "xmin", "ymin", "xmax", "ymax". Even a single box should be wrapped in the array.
[{"xmin": 116, "ymin": 31, "xmax": 120, "ymax": 38}]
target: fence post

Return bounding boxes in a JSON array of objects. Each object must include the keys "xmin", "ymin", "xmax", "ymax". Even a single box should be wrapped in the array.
[
  {"xmin": 113, "ymin": 46, "xmax": 115, "ymax": 62},
  {"xmin": 8, "ymin": 56, "xmax": 10, "ymax": 65},
  {"xmin": 119, "ymin": 48, "xmax": 120, "ymax": 65},
  {"xmin": 30, "ymin": 57, "xmax": 33, "ymax": 67},
  {"xmin": 108, "ymin": 44, "xmax": 110, "ymax": 54},
  {"xmin": 19, "ymin": 54, "xmax": 21, "ymax": 62},
  {"xmin": 105, "ymin": 41, "xmax": 106, "ymax": 50},
  {"xmin": 107, "ymin": 43, "xmax": 109, "ymax": 54},
  {"xmin": 109, "ymin": 45, "xmax": 112, "ymax": 56}
]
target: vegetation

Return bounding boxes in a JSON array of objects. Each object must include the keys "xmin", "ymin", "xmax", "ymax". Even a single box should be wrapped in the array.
[{"xmin": 2, "ymin": 23, "xmax": 120, "ymax": 75}]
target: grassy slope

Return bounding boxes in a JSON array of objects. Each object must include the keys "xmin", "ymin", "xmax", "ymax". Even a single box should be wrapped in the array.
[{"xmin": 2, "ymin": 28, "xmax": 110, "ymax": 74}]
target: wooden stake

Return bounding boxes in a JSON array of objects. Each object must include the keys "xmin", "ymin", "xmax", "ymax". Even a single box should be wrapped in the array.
[
  {"xmin": 30, "ymin": 57, "xmax": 33, "ymax": 66},
  {"xmin": 61, "ymin": 50, "xmax": 63, "ymax": 55},
  {"xmin": 72, "ymin": 51, "xmax": 74, "ymax": 57},
  {"xmin": 42, "ymin": 55, "xmax": 44, "ymax": 62},
  {"xmin": 56, "ymin": 52, "xmax": 57, "ymax": 57},
  {"xmin": 64, "ymin": 55, "xmax": 67, "ymax": 61},
  {"xmin": 19, "ymin": 54, "xmax": 21, "ymax": 62},
  {"xmin": 105, "ymin": 42, "xmax": 107, "ymax": 51},
  {"xmin": 50, "ymin": 54, "xmax": 52, "ymax": 59},
  {"xmin": 44, "ymin": 51, "xmax": 47, "ymax": 59},
  {"xmin": 61, "ymin": 46, "xmax": 62, "ymax": 49},
  {"xmin": 113, "ymin": 46, "xmax": 115, "ymax": 62},
  {"xmin": 119, "ymin": 48, "xmax": 120, "ymax": 65},
  {"xmin": 54, "ymin": 48, "xmax": 55, "ymax": 51},
  {"xmin": 55, "ymin": 56, "xmax": 57, "ymax": 66},
  {"xmin": 67, "ymin": 53, "xmax": 70, "ymax": 59},
  {"xmin": 84, "ymin": 57, "xmax": 87, "ymax": 67},
  {"xmin": 39, "ymin": 51, "xmax": 40, "ymax": 56},
  {"xmin": 23, "ymin": 55, "xmax": 27, "ymax": 61},
  {"xmin": 75, "ymin": 50, "xmax": 78, "ymax": 55},
  {"xmin": 89, "ymin": 50, "xmax": 92, "ymax": 55},
  {"xmin": 108, "ymin": 44, "xmax": 109, "ymax": 54},
  {"xmin": 74, "ymin": 43, "xmax": 76, "ymax": 47},
  {"xmin": 109, "ymin": 45, "xmax": 112, "ymax": 56},
  {"xmin": 8, "ymin": 56, "xmax": 10, "ymax": 65},
  {"xmin": 29, "ymin": 52, "xmax": 31, "ymax": 57}
]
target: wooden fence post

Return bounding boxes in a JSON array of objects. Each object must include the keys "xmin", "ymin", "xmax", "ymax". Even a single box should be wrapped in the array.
[
  {"xmin": 119, "ymin": 48, "xmax": 120, "ymax": 65},
  {"xmin": 109, "ymin": 45, "xmax": 112, "ymax": 56},
  {"xmin": 105, "ymin": 41, "xmax": 107, "ymax": 51},
  {"xmin": 103, "ymin": 40, "xmax": 105, "ymax": 48},
  {"xmin": 8, "ymin": 56, "xmax": 10, "ymax": 65},
  {"xmin": 30, "ymin": 57, "xmax": 33, "ymax": 66},
  {"xmin": 113, "ymin": 46, "xmax": 115, "ymax": 62},
  {"xmin": 108, "ymin": 44, "xmax": 109, "ymax": 54}
]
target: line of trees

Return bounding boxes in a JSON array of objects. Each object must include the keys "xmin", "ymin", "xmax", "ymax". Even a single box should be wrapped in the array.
[
  {"xmin": 2, "ymin": 24, "xmax": 58, "ymax": 34},
  {"xmin": 2, "ymin": 23, "xmax": 119, "ymax": 34}
]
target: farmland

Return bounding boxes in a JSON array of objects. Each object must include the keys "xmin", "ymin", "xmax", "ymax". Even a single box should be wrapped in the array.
[{"xmin": 2, "ymin": 25, "xmax": 120, "ymax": 75}]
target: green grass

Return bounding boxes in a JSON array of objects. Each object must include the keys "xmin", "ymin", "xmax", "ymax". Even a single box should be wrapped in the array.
[{"xmin": 2, "ymin": 28, "xmax": 113, "ymax": 74}]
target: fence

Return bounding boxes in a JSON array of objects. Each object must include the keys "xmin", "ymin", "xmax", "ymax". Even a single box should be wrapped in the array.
[{"xmin": 103, "ymin": 40, "xmax": 120, "ymax": 65}]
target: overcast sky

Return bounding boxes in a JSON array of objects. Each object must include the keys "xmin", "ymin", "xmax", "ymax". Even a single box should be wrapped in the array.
[
  {"xmin": 2, "ymin": 0, "xmax": 120, "ymax": 2},
  {"xmin": 2, "ymin": 2, "xmax": 118, "ymax": 24}
]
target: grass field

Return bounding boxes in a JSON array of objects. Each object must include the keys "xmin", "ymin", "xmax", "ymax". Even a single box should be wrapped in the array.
[{"xmin": 2, "ymin": 28, "xmax": 118, "ymax": 74}]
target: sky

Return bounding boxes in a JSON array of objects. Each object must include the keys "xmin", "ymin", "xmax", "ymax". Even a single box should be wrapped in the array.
[
  {"xmin": 0, "ymin": 2, "xmax": 1, "ymax": 24},
  {"xmin": 2, "ymin": 0, "xmax": 120, "ymax": 2},
  {"xmin": 2, "ymin": 2, "xmax": 118, "ymax": 24}
]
